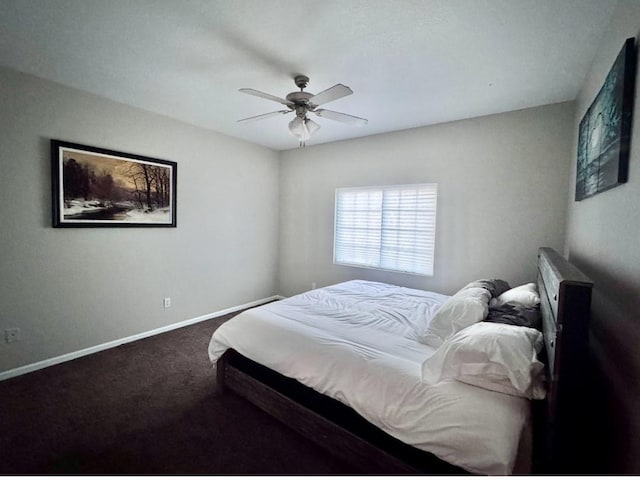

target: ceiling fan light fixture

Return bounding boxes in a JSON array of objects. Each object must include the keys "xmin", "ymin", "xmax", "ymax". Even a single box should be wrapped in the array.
[
  {"xmin": 288, "ymin": 116, "xmax": 303, "ymax": 136},
  {"xmin": 305, "ymin": 117, "xmax": 320, "ymax": 135},
  {"xmin": 288, "ymin": 116, "xmax": 320, "ymax": 147}
]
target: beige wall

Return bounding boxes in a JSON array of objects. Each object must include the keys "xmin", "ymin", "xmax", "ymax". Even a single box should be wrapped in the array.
[
  {"xmin": 564, "ymin": 1, "xmax": 640, "ymax": 472},
  {"xmin": 0, "ymin": 66, "xmax": 280, "ymax": 373},
  {"xmin": 278, "ymin": 102, "xmax": 574, "ymax": 297}
]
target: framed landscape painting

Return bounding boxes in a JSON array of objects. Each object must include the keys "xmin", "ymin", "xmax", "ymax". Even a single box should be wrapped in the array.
[
  {"xmin": 575, "ymin": 37, "xmax": 636, "ymax": 201},
  {"xmin": 51, "ymin": 140, "xmax": 177, "ymax": 227}
]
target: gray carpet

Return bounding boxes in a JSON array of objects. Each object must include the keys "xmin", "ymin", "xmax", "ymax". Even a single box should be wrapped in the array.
[{"xmin": 0, "ymin": 311, "xmax": 357, "ymax": 474}]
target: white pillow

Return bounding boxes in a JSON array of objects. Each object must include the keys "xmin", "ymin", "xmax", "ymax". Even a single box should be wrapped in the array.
[
  {"xmin": 421, "ymin": 322, "xmax": 546, "ymax": 399},
  {"xmin": 490, "ymin": 282, "xmax": 540, "ymax": 308},
  {"xmin": 417, "ymin": 287, "xmax": 491, "ymax": 347}
]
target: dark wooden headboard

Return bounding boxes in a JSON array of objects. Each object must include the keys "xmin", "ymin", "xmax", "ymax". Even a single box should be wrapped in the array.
[{"xmin": 537, "ymin": 247, "xmax": 593, "ymax": 473}]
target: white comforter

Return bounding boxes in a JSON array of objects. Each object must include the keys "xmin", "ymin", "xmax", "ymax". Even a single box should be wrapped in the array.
[{"xmin": 208, "ymin": 280, "xmax": 530, "ymax": 475}]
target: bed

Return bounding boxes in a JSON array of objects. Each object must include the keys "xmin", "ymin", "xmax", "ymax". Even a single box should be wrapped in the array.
[{"xmin": 208, "ymin": 247, "xmax": 592, "ymax": 474}]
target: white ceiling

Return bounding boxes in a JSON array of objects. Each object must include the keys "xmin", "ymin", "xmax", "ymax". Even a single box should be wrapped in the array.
[{"xmin": 0, "ymin": 0, "xmax": 617, "ymax": 151}]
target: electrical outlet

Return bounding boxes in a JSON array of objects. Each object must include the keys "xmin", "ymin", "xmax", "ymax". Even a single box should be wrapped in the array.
[
  {"xmin": 163, "ymin": 297, "xmax": 171, "ymax": 308},
  {"xmin": 5, "ymin": 328, "xmax": 20, "ymax": 344},
  {"xmin": 311, "ymin": 282, "xmax": 317, "ymax": 290}
]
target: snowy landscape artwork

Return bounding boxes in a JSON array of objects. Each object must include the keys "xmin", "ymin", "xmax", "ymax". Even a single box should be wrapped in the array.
[
  {"xmin": 51, "ymin": 140, "xmax": 177, "ymax": 227},
  {"xmin": 575, "ymin": 37, "xmax": 635, "ymax": 201}
]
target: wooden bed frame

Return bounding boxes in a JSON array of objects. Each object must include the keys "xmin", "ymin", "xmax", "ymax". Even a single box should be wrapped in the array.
[
  {"xmin": 216, "ymin": 247, "xmax": 592, "ymax": 474},
  {"xmin": 535, "ymin": 247, "xmax": 593, "ymax": 473}
]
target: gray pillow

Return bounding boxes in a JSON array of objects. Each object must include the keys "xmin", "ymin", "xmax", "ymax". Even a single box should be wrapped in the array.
[
  {"xmin": 462, "ymin": 279, "xmax": 511, "ymax": 298},
  {"xmin": 485, "ymin": 302, "xmax": 542, "ymax": 331}
]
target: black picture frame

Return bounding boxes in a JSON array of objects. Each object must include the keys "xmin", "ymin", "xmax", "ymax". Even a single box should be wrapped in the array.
[
  {"xmin": 575, "ymin": 37, "xmax": 636, "ymax": 201},
  {"xmin": 51, "ymin": 140, "xmax": 177, "ymax": 227}
]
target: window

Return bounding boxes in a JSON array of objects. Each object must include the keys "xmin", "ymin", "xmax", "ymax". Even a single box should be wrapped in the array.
[{"xmin": 334, "ymin": 183, "xmax": 437, "ymax": 276}]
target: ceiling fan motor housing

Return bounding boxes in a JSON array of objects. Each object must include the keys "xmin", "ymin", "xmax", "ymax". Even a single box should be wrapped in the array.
[
  {"xmin": 286, "ymin": 90, "xmax": 315, "ymax": 118},
  {"xmin": 286, "ymin": 91, "xmax": 314, "ymax": 104}
]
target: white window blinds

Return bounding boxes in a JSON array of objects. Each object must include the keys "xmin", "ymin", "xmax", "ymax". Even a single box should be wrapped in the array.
[{"xmin": 334, "ymin": 183, "xmax": 437, "ymax": 276}]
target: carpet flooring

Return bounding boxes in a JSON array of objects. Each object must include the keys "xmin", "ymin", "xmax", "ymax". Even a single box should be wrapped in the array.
[{"xmin": 0, "ymin": 310, "xmax": 358, "ymax": 474}]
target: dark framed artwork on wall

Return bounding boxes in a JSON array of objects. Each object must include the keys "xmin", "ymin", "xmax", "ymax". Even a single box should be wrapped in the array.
[
  {"xmin": 51, "ymin": 140, "xmax": 177, "ymax": 227},
  {"xmin": 575, "ymin": 37, "xmax": 636, "ymax": 201}
]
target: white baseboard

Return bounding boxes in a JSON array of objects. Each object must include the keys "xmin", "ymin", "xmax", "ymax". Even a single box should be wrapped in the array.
[{"xmin": 0, "ymin": 295, "xmax": 284, "ymax": 382}]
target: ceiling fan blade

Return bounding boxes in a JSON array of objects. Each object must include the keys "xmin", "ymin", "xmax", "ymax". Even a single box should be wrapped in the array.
[
  {"xmin": 237, "ymin": 110, "xmax": 291, "ymax": 123},
  {"xmin": 314, "ymin": 109, "xmax": 368, "ymax": 126},
  {"xmin": 308, "ymin": 84, "xmax": 353, "ymax": 106},
  {"xmin": 239, "ymin": 88, "xmax": 293, "ymax": 107}
]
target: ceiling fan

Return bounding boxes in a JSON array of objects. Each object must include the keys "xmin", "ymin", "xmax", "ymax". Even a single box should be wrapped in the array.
[{"xmin": 238, "ymin": 75, "xmax": 368, "ymax": 147}]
